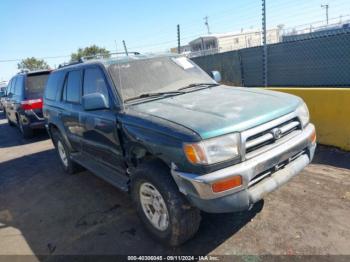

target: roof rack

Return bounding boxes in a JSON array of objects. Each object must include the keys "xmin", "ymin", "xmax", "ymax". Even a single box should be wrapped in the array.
[
  {"xmin": 17, "ymin": 68, "xmax": 30, "ymax": 74},
  {"xmin": 58, "ymin": 52, "xmax": 141, "ymax": 68},
  {"xmin": 80, "ymin": 52, "xmax": 141, "ymax": 62},
  {"xmin": 58, "ymin": 60, "xmax": 82, "ymax": 68}
]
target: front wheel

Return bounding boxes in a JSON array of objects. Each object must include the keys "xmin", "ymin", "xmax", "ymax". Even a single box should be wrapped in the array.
[{"xmin": 131, "ymin": 161, "xmax": 201, "ymax": 246}]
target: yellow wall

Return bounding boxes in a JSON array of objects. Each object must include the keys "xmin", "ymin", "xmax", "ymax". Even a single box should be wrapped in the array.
[{"xmin": 266, "ymin": 88, "xmax": 350, "ymax": 151}]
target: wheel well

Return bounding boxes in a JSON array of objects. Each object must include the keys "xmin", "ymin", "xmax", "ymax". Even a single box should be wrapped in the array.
[
  {"xmin": 48, "ymin": 123, "xmax": 59, "ymax": 135},
  {"xmin": 129, "ymin": 146, "xmax": 167, "ymax": 170}
]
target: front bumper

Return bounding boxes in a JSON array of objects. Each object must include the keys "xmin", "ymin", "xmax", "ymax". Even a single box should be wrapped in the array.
[{"xmin": 171, "ymin": 123, "xmax": 316, "ymax": 213}]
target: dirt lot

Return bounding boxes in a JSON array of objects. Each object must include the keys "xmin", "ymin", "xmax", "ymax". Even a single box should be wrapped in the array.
[{"xmin": 0, "ymin": 111, "xmax": 350, "ymax": 258}]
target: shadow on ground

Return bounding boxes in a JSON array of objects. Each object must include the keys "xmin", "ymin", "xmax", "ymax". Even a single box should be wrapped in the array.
[
  {"xmin": 313, "ymin": 144, "xmax": 350, "ymax": 170},
  {"xmin": 0, "ymin": 111, "xmax": 49, "ymax": 148},
  {"xmin": 0, "ymin": 150, "xmax": 263, "ymax": 258}
]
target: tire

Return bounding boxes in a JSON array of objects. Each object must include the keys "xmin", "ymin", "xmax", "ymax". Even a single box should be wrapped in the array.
[
  {"xmin": 131, "ymin": 160, "xmax": 201, "ymax": 246},
  {"xmin": 6, "ymin": 112, "xmax": 14, "ymax": 126},
  {"xmin": 18, "ymin": 118, "xmax": 33, "ymax": 139},
  {"xmin": 51, "ymin": 130, "xmax": 81, "ymax": 174}
]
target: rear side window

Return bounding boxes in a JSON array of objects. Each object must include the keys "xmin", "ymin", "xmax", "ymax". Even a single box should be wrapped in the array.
[
  {"xmin": 45, "ymin": 71, "xmax": 65, "ymax": 101},
  {"xmin": 83, "ymin": 68, "xmax": 109, "ymax": 98},
  {"xmin": 26, "ymin": 73, "xmax": 50, "ymax": 99},
  {"xmin": 6, "ymin": 79, "xmax": 13, "ymax": 95},
  {"xmin": 14, "ymin": 76, "xmax": 24, "ymax": 96},
  {"xmin": 64, "ymin": 70, "xmax": 81, "ymax": 103}
]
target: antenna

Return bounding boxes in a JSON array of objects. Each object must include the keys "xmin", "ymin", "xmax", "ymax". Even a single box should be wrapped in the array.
[
  {"xmin": 122, "ymin": 40, "xmax": 129, "ymax": 56},
  {"xmin": 204, "ymin": 16, "xmax": 211, "ymax": 34}
]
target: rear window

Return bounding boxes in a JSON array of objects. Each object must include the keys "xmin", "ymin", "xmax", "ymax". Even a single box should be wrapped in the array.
[{"xmin": 26, "ymin": 73, "xmax": 50, "ymax": 98}]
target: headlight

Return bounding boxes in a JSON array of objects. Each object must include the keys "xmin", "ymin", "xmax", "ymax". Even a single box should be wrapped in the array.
[
  {"xmin": 296, "ymin": 102, "xmax": 310, "ymax": 127},
  {"xmin": 183, "ymin": 133, "xmax": 240, "ymax": 165}
]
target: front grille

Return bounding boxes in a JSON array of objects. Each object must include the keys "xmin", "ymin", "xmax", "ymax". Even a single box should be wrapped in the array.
[
  {"xmin": 245, "ymin": 117, "xmax": 301, "ymax": 156},
  {"xmin": 248, "ymin": 150, "xmax": 306, "ymax": 188}
]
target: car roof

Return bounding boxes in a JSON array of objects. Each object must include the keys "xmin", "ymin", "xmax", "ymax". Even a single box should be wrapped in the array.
[{"xmin": 54, "ymin": 53, "xmax": 180, "ymax": 72}]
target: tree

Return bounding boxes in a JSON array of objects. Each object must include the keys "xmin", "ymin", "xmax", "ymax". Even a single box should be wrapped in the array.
[
  {"xmin": 17, "ymin": 57, "xmax": 50, "ymax": 71},
  {"xmin": 70, "ymin": 45, "xmax": 110, "ymax": 61}
]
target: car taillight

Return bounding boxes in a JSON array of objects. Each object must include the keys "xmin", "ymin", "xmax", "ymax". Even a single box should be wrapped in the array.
[{"xmin": 21, "ymin": 98, "xmax": 43, "ymax": 110}]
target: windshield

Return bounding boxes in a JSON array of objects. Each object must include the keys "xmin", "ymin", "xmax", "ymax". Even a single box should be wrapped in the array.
[{"xmin": 108, "ymin": 56, "xmax": 215, "ymax": 101}]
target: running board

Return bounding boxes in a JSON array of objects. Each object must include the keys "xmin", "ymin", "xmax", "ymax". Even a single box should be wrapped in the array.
[{"xmin": 71, "ymin": 153, "xmax": 129, "ymax": 192}]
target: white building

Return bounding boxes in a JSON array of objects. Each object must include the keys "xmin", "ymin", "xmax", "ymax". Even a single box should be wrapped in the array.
[{"xmin": 188, "ymin": 29, "xmax": 280, "ymax": 57}]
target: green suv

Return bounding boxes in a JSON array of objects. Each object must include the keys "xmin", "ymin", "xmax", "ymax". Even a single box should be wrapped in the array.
[{"xmin": 43, "ymin": 54, "xmax": 316, "ymax": 246}]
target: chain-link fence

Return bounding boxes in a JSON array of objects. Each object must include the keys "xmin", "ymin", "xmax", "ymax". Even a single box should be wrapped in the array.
[{"xmin": 189, "ymin": 2, "xmax": 350, "ymax": 87}]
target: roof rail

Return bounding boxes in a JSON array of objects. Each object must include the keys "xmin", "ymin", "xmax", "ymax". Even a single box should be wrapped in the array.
[
  {"xmin": 57, "ymin": 51, "xmax": 141, "ymax": 68},
  {"xmin": 58, "ymin": 60, "xmax": 82, "ymax": 69},
  {"xmin": 18, "ymin": 68, "xmax": 30, "ymax": 74},
  {"xmin": 80, "ymin": 52, "xmax": 141, "ymax": 62}
]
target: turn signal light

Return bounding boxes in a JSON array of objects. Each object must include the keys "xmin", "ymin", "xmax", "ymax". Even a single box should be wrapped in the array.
[
  {"xmin": 310, "ymin": 129, "xmax": 317, "ymax": 144},
  {"xmin": 183, "ymin": 144, "xmax": 205, "ymax": 164},
  {"xmin": 212, "ymin": 176, "xmax": 242, "ymax": 193}
]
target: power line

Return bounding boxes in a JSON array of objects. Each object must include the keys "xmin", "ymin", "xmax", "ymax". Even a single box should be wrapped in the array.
[{"xmin": 0, "ymin": 55, "xmax": 70, "ymax": 63}]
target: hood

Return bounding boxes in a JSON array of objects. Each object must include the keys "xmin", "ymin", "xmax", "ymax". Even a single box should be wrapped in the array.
[{"xmin": 130, "ymin": 86, "xmax": 302, "ymax": 139}]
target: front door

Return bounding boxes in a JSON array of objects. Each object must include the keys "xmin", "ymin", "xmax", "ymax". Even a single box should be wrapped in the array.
[
  {"xmin": 60, "ymin": 70, "xmax": 83, "ymax": 151},
  {"xmin": 80, "ymin": 66, "xmax": 125, "ymax": 173}
]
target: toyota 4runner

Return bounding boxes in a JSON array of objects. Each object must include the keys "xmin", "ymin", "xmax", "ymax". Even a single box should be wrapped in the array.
[{"xmin": 43, "ymin": 54, "xmax": 316, "ymax": 246}]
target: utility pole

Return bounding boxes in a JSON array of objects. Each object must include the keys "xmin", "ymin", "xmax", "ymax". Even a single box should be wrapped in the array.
[
  {"xmin": 177, "ymin": 24, "xmax": 181, "ymax": 54},
  {"xmin": 122, "ymin": 40, "xmax": 129, "ymax": 56},
  {"xmin": 204, "ymin": 16, "xmax": 211, "ymax": 34},
  {"xmin": 262, "ymin": 0, "xmax": 267, "ymax": 87},
  {"xmin": 321, "ymin": 4, "xmax": 329, "ymax": 25}
]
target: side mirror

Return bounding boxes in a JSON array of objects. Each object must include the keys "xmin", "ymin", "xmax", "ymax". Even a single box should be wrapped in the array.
[
  {"xmin": 210, "ymin": 71, "xmax": 222, "ymax": 83},
  {"xmin": 82, "ymin": 93, "xmax": 109, "ymax": 111}
]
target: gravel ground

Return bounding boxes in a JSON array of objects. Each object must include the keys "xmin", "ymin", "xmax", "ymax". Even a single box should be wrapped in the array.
[{"xmin": 0, "ymin": 111, "xmax": 349, "ymax": 259}]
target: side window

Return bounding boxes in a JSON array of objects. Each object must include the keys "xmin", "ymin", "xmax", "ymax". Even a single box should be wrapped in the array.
[
  {"xmin": 45, "ymin": 71, "xmax": 65, "ymax": 101},
  {"xmin": 8, "ymin": 78, "xmax": 16, "ymax": 95},
  {"xmin": 83, "ymin": 68, "xmax": 109, "ymax": 100},
  {"xmin": 14, "ymin": 76, "xmax": 23, "ymax": 96},
  {"xmin": 64, "ymin": 70, "xmax": 81, "ymax": 103},
  {"xmin": 6, "ymin": 79, "xmax": 12, "ymax": 95}
]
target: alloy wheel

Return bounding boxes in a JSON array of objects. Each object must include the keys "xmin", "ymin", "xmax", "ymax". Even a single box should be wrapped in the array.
[{"xmin": 139, "ymin": 182, "xmax": 169, "ymax": 231}]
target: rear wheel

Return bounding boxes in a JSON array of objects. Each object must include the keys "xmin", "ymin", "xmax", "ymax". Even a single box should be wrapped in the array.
[
  {"xmin": 6, "ymin": 111, "xmax": 14, "ymax": 126},
  {"xmin": 52, "ymin": 130, "xmax": 81, "ymax": 174},
  {"xmin": 131, "ymin": 160, "xmax": 201, "ymax": 246},
  {"xmin": 18, "ymin": 118, "xmax": 33, "ymax": 139}
]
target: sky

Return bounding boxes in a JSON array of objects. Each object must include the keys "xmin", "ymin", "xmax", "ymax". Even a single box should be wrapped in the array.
[{"xmin": 1, "ymin": 0, "xmax": 350, "ymax": 81}]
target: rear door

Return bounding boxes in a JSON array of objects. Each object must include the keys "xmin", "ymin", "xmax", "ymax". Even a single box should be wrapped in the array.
[
  {"xmin": 80, "ymin": 66, "xmax": 125, "ymax": 172},
  {"xmin": 25, "ymin": 72, "xmax": 50, "ymax": 119},
  {"xmin": 61, "ymin": 70, "xmax": 83, "ymax": 151},
  {"xmin": 25, "ymin": 72, "xmax": 50, "ymax": 99}
]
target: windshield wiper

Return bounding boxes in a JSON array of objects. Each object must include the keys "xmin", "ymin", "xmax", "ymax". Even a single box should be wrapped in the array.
[
  {"xmin": 178, "ymin": 82, "xmax": 219, "ymax": 91},
  {"xmin": 124, "ymin": 91, "xmax": 184, "ymax": 102}
]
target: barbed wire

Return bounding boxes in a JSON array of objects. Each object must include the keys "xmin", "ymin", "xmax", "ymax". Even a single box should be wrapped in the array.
[{"xmin": 1, "ymin": 1, "xmax": 349, "ymax": 64}]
